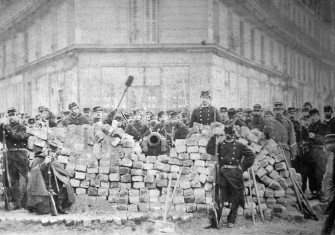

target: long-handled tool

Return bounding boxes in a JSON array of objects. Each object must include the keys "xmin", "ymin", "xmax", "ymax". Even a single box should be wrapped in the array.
[
  {"xmin": 110, "ymin": 76, "xmax": 134, "ymax": 123},
  {"xmin": 248, "ymin": 168, "xmax": 256, "ymax": 225},
  {"xmin": 251, "ymin": 167, "xmax": 264, "ymax": 222},
  {"xmin": 2, "ymin": 131, "xmax": 11, "ymax": 211},
  {"xmin": 155, "ymin": 173, "xmax": 175, "ymax": 233}
]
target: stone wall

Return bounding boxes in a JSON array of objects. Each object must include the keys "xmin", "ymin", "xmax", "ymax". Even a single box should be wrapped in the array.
[{"xmin": 0, "ymin": 124, "xmax": 302, "ymax": 217}]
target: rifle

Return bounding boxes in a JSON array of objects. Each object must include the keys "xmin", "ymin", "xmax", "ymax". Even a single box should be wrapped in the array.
[
  {"xmin": 211, "ymin": 136, "xmax": 219, "ymax": 228},
  {"xmin": 45, "ymin": 123, "xmax": 58, "ymax": 216},
  {"xmin": 47, "ymin": 149, "xmax": 58, "ymax": 216},
  {"xmin": 2, "ymin": 130, "xmax": 11, "ymax": 211}
]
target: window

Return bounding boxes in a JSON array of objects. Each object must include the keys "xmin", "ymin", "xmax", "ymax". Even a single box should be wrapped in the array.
[
  {"xmin": 261, "ymin": 35, "xmax": 264, "ymax": 64},
  {"xmin": 239, "ymin": 21, "xmax": 244, "ymax": 57},
  {"xmin": 145, "ymin": 0, "xmax": 158, "ymax": 43},
  {"xmin": 250, "ymin": 28, "xmax": 255, "ymax": 60},
  {"xmin": 130, "ymin": 0, "xmax": 139, "ymax": 43}
]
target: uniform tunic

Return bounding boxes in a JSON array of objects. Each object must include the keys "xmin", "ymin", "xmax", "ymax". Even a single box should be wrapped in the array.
[
  {"xmin": 264, "ymin": 117, "xmax": 297, "ymax": 166},
  {"xmin": 189, "ymin": 105, "xmax": 221, "ymax": 127},
  {"xmin": 125, "ymin": 120, "xmax": 151, "ymax": 141},
  {"xmin": 62, "ymin": 113, "xmax": 90, "ymax": 127}
]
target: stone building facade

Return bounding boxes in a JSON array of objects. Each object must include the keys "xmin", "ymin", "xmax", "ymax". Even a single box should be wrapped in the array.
[{"xmin": 0, "ymin": 0, "xmax": 334, "ymax": 116}]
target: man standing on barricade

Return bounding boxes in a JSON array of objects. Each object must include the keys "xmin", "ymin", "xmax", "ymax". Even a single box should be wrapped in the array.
[
  {"xmin": 287, "ymin": 107, "xmax": 302, "ymax": 173},
  {"xmin": 264, "ymin": 102, "xmax": 297, "ymax": 167},
  {"xmin": 323, "ymin": 105, "xmax": 335, "ymax": 134},
  {"xmin": 205, "ymin": 125, "xmax": 255, "ymax": 229},
  {"xmin": 0, "ymin": 107, "xmax": 31, "ymax": 210},
  {"xmin": 62, "ymin": 102, "xmax": 90, "ymax": 127},
  {"xmin": 189, "ymin": 90, "xmax": 221, "ymax": 128}
]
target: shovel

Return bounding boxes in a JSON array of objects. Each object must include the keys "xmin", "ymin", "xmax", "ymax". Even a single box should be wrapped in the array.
[{"xmin": 155, "ymin": 171, "xmax": 182, "ymax": 233}]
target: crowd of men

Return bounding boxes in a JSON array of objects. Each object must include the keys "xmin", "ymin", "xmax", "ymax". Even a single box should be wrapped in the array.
[{"xmin": 1, "ymin": 90, "xmax": 335, "ymax": 231}]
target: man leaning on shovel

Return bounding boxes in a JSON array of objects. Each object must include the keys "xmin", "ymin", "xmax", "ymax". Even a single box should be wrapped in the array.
[{"xmin": 205, "ymin": 125, "xmax": 255, "ymax": 228}]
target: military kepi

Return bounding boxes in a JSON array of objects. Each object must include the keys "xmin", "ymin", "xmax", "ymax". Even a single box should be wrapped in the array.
[
  {"xmin": 287, "ymin": 107, "xmax": 297, "ymax": 113},
  {"xmin": 220, "ymin": 107, "xmax": 228, "ymax": 113},
  {"xmin": 7, "ymin": 107, "xmax": 16, "ymax": 115},
  {"xmin": 253, "ymin": 104, "xmax": 262, "ymax": 111},
  {"xmin": 69, "ymin": 102, "xmax": 78, "ymax": 110},
  {"xmin": 274, "ymin": 102, "xmax": 283, "ymax": 108},
  {"xmin": 93, "ymin": 106, "xmax": 103, "ymax": 112},
  {"xmin": 200, "ymin": 90, "xmax": 210, "ymax": 98}
]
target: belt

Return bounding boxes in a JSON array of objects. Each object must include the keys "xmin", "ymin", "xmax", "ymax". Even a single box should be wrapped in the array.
[
  {"xmin": 8, "ymin": 148, "xmax": 27, "ymax": 152},
  {"xmin": 221, "ymin": 165, "xmax": 238, "ymax": 169}
]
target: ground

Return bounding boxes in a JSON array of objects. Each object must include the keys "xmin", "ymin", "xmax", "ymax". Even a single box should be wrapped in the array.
[{"xmin": 0, "ymin": 198, "xmax": 330, "ymax": 235}]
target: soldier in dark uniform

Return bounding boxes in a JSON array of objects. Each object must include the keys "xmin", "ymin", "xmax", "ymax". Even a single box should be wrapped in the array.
[
  {"xmin": 125, "ymin": 110, "xmax": 151, "ymax": 141},
  {"xmin": 307, "ymin": 108, "xmax": 330, "ymax": 201},
  {"xmin": 235, "ymin": 108, "xmax": 247, "ymax": 127},
  {"xmin": 91, "ymin": 106, "xmax": 103, "ymax": 125},
  {"xmin": 323, "ymin": 105, "xmax": 335, "ymax": 134},
  {"xmin": 169, "ymin": 111, "xmax": 188, "ymax": 140},
  {"xmin": 83, "ymin": 108, "xmax": 91, "ymax": 120},
  {"xmin": 264, "ymin": 102, "xmax": 297, "ymax": 167},
  {"xmin": 0, "ymin": 107, "xmax": 31, "ymax": 210},
  {"xmin": 27, "ymin": 118, "xmax": 36, "ymax": 128},
  {"xmin": 299, "ymin": 115, "xmax": 317, "ymax": 194},
  {"xmin": 226, "ymin": 108, "xmax": 237, "ymax": 127},
  {"xmin": 152, "ymin": 111, "xmax": 169, "ymax": 137},
  {"xmin": 244, "ymin": 108, "xmax": 253, "ymax": 128},
  {"xmin": 189, "ymin": 90, "xmax": 221, "ymax": 128},
  {"xmin": 219, "ymin": 107, "xmax": 229, "ymax": 125},
  {"xmin": 205, "ymin": 126, "xmax": 255, "ymax": 228},
  {"xmin": 287, "ymin": 107, "xmax": 302, "ymax": 173},
  {"xmin": 248, "ymin": 104, "xmax": 266, "ymax": 131},
  {"xmin": 62, "ymin": 102, "xmax": 90, "ymax": 127}
]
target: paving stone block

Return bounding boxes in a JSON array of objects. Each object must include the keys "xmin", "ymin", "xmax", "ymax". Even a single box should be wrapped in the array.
[
  {"xmin": 76, "ymin": 188, "xmax": 87, "ymax": 195},
  {"xmin": 132, "ymin": 176, "xmax": 143, "ymax": 182},
  {"xmin": 260, "ymin": 175, "xmax": 272, "ymax": 186},
  {"xmin": 273, "ymin": 204, "xmax": 286, "ymax": 213},
  {"xmin": 132, "ymin": 161, "xmax": 143, "ymax": 169},
  {"xmin": 98, "ymin": 187, "xmax": 109, "ymax": 196},
  {"xmin": 182, "ymin": 160, "xmax": 193, "ymax": 167},
  {"xmin": 269, "ymin": 170, "xmax": 281, "ymax": 180},
  {"xmin": 75, "ymin": 172, "xmax": 86, "ymax": 180},
  {"xmin": 169, "ymin": 158, "xmax": 183, "ymax": 166},
  {"xmin": 146, "ymin": 156, "xmax": 157, "ymax": 163},
  {"xmin": 88, "ymin": 187, "xmax": 98, "ymax": 196},
  {"xmin": 184, "ymin": 196, "xmax": 195, "ymax": 203},
  {"xmin": 189, "ymin": 153, "xmax": 201, "ymax": 160},
  {"xmin": 119, "ymin": 167, "xmax": 131, "ymax": 175},
  {"xmin": 121, "ymin": 158, "xmax": 132, "ymax": 167},
  {"xmin": 274, "ymin": 153, "xmax": 286, "ymax": 162},
  {"xmin": 199, "ymin": 173, "xmax": 207, "ymax": 184},
  {"xmin": 99, "ymin": 166, "xmax": 110, "ymax": 174},
  {"xmin": 157, "ymin": 155, "xmax": 169, "ymax": 163},
  {"xmin": 144, "ymin": 175, "xmax": 155, "ymax": 183},
  {"xmin": 265, "ymin": 165, "xmax": 274, "ymax": 173},
  {"xmin": 131, "ymin": 169, "xmax": 144, "ymax": 176},
  {"xmin": 256, "ymin": 168, "xmax": 267, "ymax": 178},
  {"xmin": 175, "ymin": 139, "xmax": 187, "ymax": 153},
  {"xmin": 75, "ymin": 164, "xmax": 87, "ymax": 172},
  {"xmin": 133, "ymin": 182, "xmax": 145, "ymax": 189},
  {"xmin": 120, "ymin": 174, "xmax": 131, "ymax": 183},
  {"xmin": 274, "ymin": 189, "xmax": 286, "ymax": 198},
  {"xmin": 143, "ymin": 163, "xmax": 154, "ymax": 170},
  {"xmin": 170, "ymin": 148, "xmax": 178, "ymax": 158},
  {"xmin": 280, "ymin": 170, "xmax": 290, "ymax": 178},
  {"xmin": 109, "ymin": 166, "xmax": 119, "ymax": 173},
  {"xmin": 264, "ymin": 188, "xmax": 275, "ymax": 198},
  {"xmin": 178, "ymin": 153, "xmax": 190, "ymax": 160},
  {"xmin": 275, "ymin": 162, "xmax": 287, "ymax": 171}
]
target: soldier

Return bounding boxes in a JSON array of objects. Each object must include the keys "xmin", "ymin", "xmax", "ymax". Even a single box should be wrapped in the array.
[
  {"xmin": 62, "ymin": 102, "xmax": 90, "ymax": 127},
  {"xmin": 125, "ymin": 110, "xmax": 151, "ymax": 141},
  {"xmin": 153, "ymin": 111, "xmax": 169, "ymax": 137},
  {"xmin": 226, "ymin": 108, "xmax": 237, "ymax": 126},
  {"xmin": 27, "ymin": 118, "xmax": 36, "ymax": 128},
  {"xmin": 219, "ymin": 107, "xmax": 229, "ymax": 125},
  {"xmin": 244, "ymin": 108, "xmax": 253, "ymax": 128},
  {"xmin": 307, "ymin": 108, "xmax": 329, "ymax": 201},
  {"xmin": 83, "ymin": 108, "xmax": 91, "ymax": 119},
  {"xmin": 299, "ymin": 107, "xmax": 311, "ymax": 122},
  {"xmin": 27, "ymin": 141, "xmax": 75, "ymax": 215},
  {"xmin": 264, "ymin": 102, "xmax": 297, "ymax": 167},
  {"xmin": 299, "ymin": 115, "xmax": 317, "ymax": 194},
  {"xmin": 321, "ymin": 134, "xmax": 335, "ymax": 235},
  {"xmin": 248, "ymin": 104, "xmax": 266, "ymax": 131},
  {"xmin": 264, "ymin": 111, "xmax": 274, "ymax": 122},
  {"xmin": 41, "ymin": 107, "xmax": 57, "ymax": 128},
  {"xmin": 0, "ymin": 107, "xmax": 31, "ymax": 210},
  {"xmin": 287, "ymin": 107, "xmax": 302, "ymax": 173},
  {"xmin": 189, "ymin": 90, "xmax": 221, "ymax": 128},
  {"xmin": 205, "ymin": 126, "xmax": 255, "ymax": 228},
  {"xmin": 91, "ymin": 106, "xmax": 103, "ymax": 124},
  {"xmin": 235, "ymin": 108, "xmax": 247, "ymax": 127},
  {"xmin": 169, "ymin": 111, "xmax": 188, "ymax": 140},
  {"xmin": 323, "ymin": 105, "xmax": 335, "ymax": 134}
]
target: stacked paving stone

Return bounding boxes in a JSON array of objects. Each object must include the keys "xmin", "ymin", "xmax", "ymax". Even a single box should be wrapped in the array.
[
  {"xmin": 237, "ymin": 126, "xmax": 302, "ymax": 219},
  {"xmin": 0, "ymin": 124, "xmax": 302, "ymax": 218}
]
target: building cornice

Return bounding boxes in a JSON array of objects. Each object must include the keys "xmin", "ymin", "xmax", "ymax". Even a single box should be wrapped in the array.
[{"xmin": 0, "ymin": 44, "xmax": 319, "ymax": 88}]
